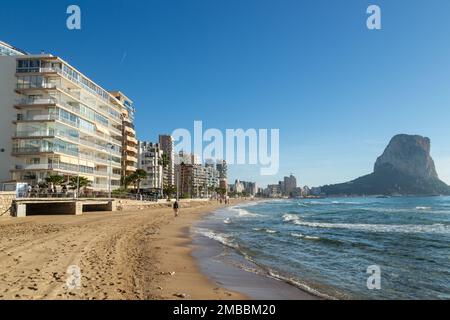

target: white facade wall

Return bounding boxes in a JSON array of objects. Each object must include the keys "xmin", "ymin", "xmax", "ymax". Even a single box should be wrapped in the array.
[{"xmin": 0, "ymin": 56, "xmax": 19, "ymax": 182}]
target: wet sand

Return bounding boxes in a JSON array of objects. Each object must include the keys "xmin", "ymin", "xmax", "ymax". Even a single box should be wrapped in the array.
[{"xmin": 193, "ymin": 235, "xmax": 320, "ymax": 300}]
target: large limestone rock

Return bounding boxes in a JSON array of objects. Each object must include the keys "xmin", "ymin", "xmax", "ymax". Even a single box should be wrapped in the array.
[
  {"xmin": 374, "ymin": 135, "xmax": 438, "ymax": 179},
  {"xmin": 321, "ymin": 134, "xmax": 450, "ymax": 196}
]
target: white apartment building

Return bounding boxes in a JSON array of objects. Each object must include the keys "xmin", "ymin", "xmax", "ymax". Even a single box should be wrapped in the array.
[
  {"xmin": 138, "ymin": 141, "xmax": 163, "ymax": 195},
  {"xmin": 0, "ymin": 41, "xmax": 27, "ymax": 56},
  {"xmin": 0, "ymin": 51, "xmax": 129, "ymax": 192}
]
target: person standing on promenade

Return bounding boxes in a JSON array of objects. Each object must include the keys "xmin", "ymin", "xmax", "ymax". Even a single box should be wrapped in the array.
[{"xmin": 173, "ymin": 200, "xmax": 180, "ymax": 217}]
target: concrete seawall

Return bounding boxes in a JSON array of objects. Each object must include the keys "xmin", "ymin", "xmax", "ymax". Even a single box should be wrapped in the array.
[{"xmin": 0, "ymin": 192, "xmax": 16, "ymax": 217}]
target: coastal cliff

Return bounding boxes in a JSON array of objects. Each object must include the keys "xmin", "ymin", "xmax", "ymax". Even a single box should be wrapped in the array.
[{"xmin": 321, "ymin": 134, "xmax": 450, "ymax": 196}]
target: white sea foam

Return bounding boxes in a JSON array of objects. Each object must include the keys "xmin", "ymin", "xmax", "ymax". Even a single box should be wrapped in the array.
[
  {"xmin": 282, "ymin": 213, "xmax": 301, "ymax": 222},
  {"xmin": 267, "ymin": 269, "xmax": 337, "ymax": 300},
  {"xmin": 297, "ymin": 202, "xmax": 309, "ymax": 207},
  {"xmin": 331, "ymin": 201, "xmax": 360, "ymax": 205},
  {"xmin": 193, "ymin": 227, "xmax": 239, "ymax": 249},
  {"xmin": 291, "ymin": 233, "xmax": 320, "ymax": 240},
  {"xmin": 223, "ymin": 218, "xmax": 231, "ymax": 224},
  {"xmin": 416, "ymin": 206, "xmax": 432, "ymax": 210},
  {"xmin": 286, "ymin": 218, "xmax": 449, "ymax": 235},
  {"xmin": 265, "ymin": 229, "xmax": 278, "ymax": 234},
  {"xmin": 230, "ymin": 206, "xmax": 262, "ymax": 217}
]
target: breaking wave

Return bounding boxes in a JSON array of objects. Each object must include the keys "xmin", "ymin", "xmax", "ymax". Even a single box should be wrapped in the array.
[{"xmin": 282, "ymin": 214, "xmax": 449, "ymax": 234}]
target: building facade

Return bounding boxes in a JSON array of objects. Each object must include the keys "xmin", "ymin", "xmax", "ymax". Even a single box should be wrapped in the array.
[
  {"xmin": 267, "ymin": 184, "xmax": 282, "ymax": 198},
  {"xmin": 111, "ymin": 91, "xmax": 138, "ymax": 181},
  {"xmin": 159, "ymin": 135, "xmax": 175, "ymax": 187},
  {"xmin": 138, "ymin": 141, "xmax": 163, "ymax": 196},
  {"xmin": 284, "ymin": 174, "xmax": 297, "ymax": 197},
  {"xmin": 0, "ymin": 50, "xmax": 132, "ymax": 192},
  {"xmin": 176, "ymin": 159, "xmax": 219, "ymax": 199}
]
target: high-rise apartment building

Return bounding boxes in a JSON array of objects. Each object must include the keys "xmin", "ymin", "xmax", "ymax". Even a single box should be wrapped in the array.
[
  {"xmin": 176, "ymin": 159, "xmax": 219, "ymax": 199},
  {"xmin": 0, "ymin": 45, "xmax": 133, "ymax": 192},
  {"xmin": 138, "ymin": 141, "xmax": 164, "ymax": 196},
  {"xmin": 216, "ymin": 160, "xmax": 228, "ymax": 180},
  {"xmin": 283, "ymin": 174, "xmax": 297, "ymax": 197},
  {"xmin": 159, "ymin": 135, "xmax": 174, "ymax": 187},
  {"xmin": 111, "ymin": 91, "xmax": 138, "ymax": 180}
]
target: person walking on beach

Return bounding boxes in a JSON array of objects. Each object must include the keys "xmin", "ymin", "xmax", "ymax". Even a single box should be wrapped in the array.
[{"xmin": 173, "ymin": 200, "xmax": 180, "ymax": 217}]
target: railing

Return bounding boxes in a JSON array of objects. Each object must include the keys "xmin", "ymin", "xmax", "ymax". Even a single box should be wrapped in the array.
[
  {"xmin": 16, "ymin": 98, "xmax": 57, "ymax": 105},
  {"xmin": 17, "ymin": 191, "xmax": 159, "ymax": 202},
  {"xmin": 15, "ymin": 112, "xmax": 122, "ymax": 148},
  {"xmin": 13, "ymin": 163, "xmax": 123, "ymax": 181},
  {"xmin": 16, "ymin": 83, "xmax": 57, "ymax": 90},
  {"xmin": 91, "ymin": 184, "xmax": 121, "ymax": 190},
  {"xmin": 16, "ymin": 66, "xmax": 123, "ymax": 123},
  {"xmin": 12, "ymin": 147, "xmax": 121, "ymax": 167}
]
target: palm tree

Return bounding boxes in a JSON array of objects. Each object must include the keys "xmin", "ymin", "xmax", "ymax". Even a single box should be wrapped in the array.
[
  {"xmin": 68, "ymin": 176, "xmax": 91, "ymax": 195},
  {"xmin": 161, "ymin": 154, "xmax": 170, "ymax": 168},
  {"xmin": 134, "ymin": 169, "xmax": 147, "ymax": 192},
  {"xmin": 215, "ymin": 187, "xmax": 227, "ymax": 198},
  {"xmin": 164, "ymin": 184, "xmax": 176, "ymax": 199},
  {"xmin": 122, "ymin": 175, "xmax": 134, "ymax": 189},
  {"xmin": 45, "ymin": 174, "xmax": 66, "ymax": 187}
]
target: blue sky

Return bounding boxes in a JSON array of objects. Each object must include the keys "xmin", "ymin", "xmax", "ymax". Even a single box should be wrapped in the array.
[{"xmin": 2, "ymin": 0, "xmax": 450, "ymax": 186}]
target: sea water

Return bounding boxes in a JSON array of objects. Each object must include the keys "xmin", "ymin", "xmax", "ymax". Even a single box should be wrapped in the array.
[{"xmin": 194, "ymin": 197, "xmax": 450, "ymax": 299}]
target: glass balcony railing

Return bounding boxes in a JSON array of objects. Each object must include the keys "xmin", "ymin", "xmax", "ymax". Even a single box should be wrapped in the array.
[
  {"xmin": 12, "ymin": 146, "xmax": 121, "ymax": 167},
  {"xmin": 16, "ymin": 98, "xmax": 57, "ymax": 105},
  {"xmin": 14, "ymin": 163, "xmax": 122, "ymax": 179},
  {"xmin": 15, "ymin": 113, "xmax": 122, "ymax": 148}
]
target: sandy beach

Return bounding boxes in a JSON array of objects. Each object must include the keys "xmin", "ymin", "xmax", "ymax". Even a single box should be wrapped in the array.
[
  {"xmin": 0, "ymin": 200, "xmax": 246, "ymax": 300},
  {"xmin": 0, "ymin": 199, "xmax": 318, "ymax": 300}
]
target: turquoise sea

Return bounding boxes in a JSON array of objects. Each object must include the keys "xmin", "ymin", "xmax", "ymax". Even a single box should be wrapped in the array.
[{"xmin": 194, "ymin": 197, "xmax": 450, "ymax": 299}]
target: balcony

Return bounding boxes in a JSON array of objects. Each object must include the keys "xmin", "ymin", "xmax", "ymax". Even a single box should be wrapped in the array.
[
  {"xmin": 125, "ymin": 165, "xmax": 137, "ymax": 172},
  {"xmin": 125, "ymin": 154, "xmax": 138, "ymax": 163},
  {"xmin": 125, "ymin": 145, "xmax": 138, "ymax": 153},
  {"xmin": 12, "ymin": 147, "xmax": 121, "ymax": 167},
  {"xmin": 15, "ymin": 98, "xmax": 57, "ymax": 108},
  {"xmin": 15, "ymin": 113, "xmax": 122, "ymax": 147},
  {"xmin": 127, "ymin": 136, "xmax": 138, "ymax": 145},
  {"xmin": 13, "ymin": 163, "xmax": 94, "ymax": 174},
  {"xmin": 16, "ymin": 83, "xmax": 57, "ymax": 92},
  {"xmin": 124, "ymin": 126, "xmax": 136, "ymax": 135},
  {"xmin": 13, "ymin": 130, "xmax": 122, "ymax": 158}
]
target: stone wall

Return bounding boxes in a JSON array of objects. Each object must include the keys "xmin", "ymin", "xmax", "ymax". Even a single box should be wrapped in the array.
[
  {"xmin": 116, "ymin": 198, "xmax": 211, "ymax": 212},
  {"xmin": 0, "ymin": 192, "xmax": 16, "ymax": 217}
]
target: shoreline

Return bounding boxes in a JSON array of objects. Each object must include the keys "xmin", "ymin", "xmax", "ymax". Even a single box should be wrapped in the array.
[
  {"xmin": 0, "ymin": 198, "xmax": 320, "ymax": 300},
  {"xmin": 145, "ymin": 199, "xmax": 248, "ymax": 300},
  {"xmin": 0, "ymin": 200, "xmax": 248, "ymax": 300},
  {"xmin": 189, "ymin": 201, "xmax": 321, "ymax": 300}
]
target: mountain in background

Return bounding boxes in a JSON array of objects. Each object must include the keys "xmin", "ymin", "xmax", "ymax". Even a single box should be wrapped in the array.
[{"xmin": 321, "ymin": 134, "xmax": 450, "ymax": 196}]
